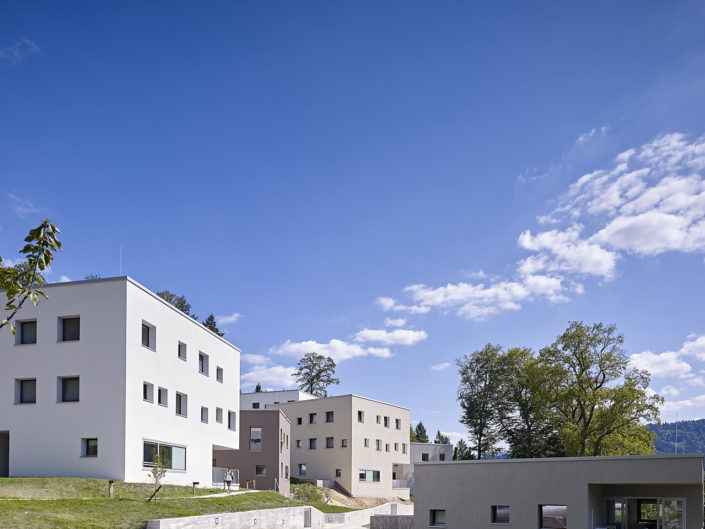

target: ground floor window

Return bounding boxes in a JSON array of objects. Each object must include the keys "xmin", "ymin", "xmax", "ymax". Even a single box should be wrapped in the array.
[
  {"xmin": 298, "ymin": 463, "xmax": 306, "ymax": 475},
  {"xmin": 358, "ymin": 469, "xmax": 380, "ymax": 482},
  {"xmin": 430, "ymin": 509, "xmax": 446, "ymax": 527},
  {"xmin": 143, "ymin": 440, "xmax": 186, "ymax": 471},
  {"xmin": 540, "ymin": 505, "xmax": 567, "ymax": 529},
  {"xmin": 492, "ymin": 505, "xmax": 510, "ymax": 524},
  {"xmin": 82, "ymin": 438, "xmax": 98, "ymax": 457},
  {"xmin": 255, "ymin": 465, "xmax": 266, "ymax": 477}
]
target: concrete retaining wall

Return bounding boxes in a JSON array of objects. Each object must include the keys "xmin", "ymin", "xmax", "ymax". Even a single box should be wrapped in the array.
[{"xmin": 371, "ymin": 514, "xmax": 414, "ymax": 529}]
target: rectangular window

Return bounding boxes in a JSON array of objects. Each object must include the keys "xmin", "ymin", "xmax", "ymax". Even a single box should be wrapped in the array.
[
  {"xmin": 385, "ymin": 443, "xmax": 390, "ymax": 452},
  {"xmin": 376, "ymin": 415, "xmax": 381, "ymax": 424},
  {"xmin": 540, "ymin": 505, "xmax": 567, "ymax": 529},
  {"xmin": 326, "ymin": 437, "xmax": 334, "ymax": 448},
  {"xmin": 336, "ymin": 468, "xmax": 342, "ymax": 478},
  {"xmin": 20, "ymin": 320, "xmax": 37, "ymax": 344},
  {"xmin": 296, "ymin": 440, "xmax": 302, "ymax": 448},
  {"xmin": 143, "ymin": 382, "xmax": 154, "ymax": 402},
  {"xmin": 250, "ymin": 427, "xmax": 262, "ymax": 451},
  {"xmin": 16, "ymin": 378, "xmax": 36, "ymax": 404},
  {"xmin": 384, "ymin": 416, "xmax": 390, "ymax": 428},
  {"xmin": 285, "ymin": 465, "xmax": 289, "ymax": 478},
  {"xmin": 255, "ymin": 465, "xmax": 266, "ymax": 477},
  {"xmin": 422, "ymin": 453, "xmax": 429, "ymax": 461},
  {"xmin": 158, "ymin": 387, "xmax": 168, "ymax": 406},
  {"xmin": 216, "ymin": 407, "xmax": 223, "ymax": 423},
  {"xmin": 492, "ymin": 505, "xmax": 510, "ymax": 524},
  {"xmin": 341, "ymin": 439, "xmax": 348, "ymax": 448},
  {"xmin": 309, "ymin": 438, "xmax": 317, "ymax": 450},
  {"xmin": 394, "ymin": 443, "xmax": 399, "ymax": 451},
  {"xmin": 439, "ymin": 453, "xmax": 445, "ymax": 461},
  {"xmin": 358, "ymin": 469, "xmax": 381, "ymax": 482},
  {"xmin": 358, "ymin": 410, "xmax": 364, "ymax": 422},
  {"xmin": 297, "ymin": 417, "xmax": 302, "ymax": 425},
  {"xmin": 309, "ymin": 413, "xmax": 317, "ymax": 424},
  {"xmin": 60, "ymin": 316, "xmax": 80, "ymax": 342},
  {"xmin": 216, "ymin": 366, "xmax": 223, "ymax": 383},
  {"xmin": 376, "ymin": 439, "xmax": 381, "ymax": 451},
  {"xmin": 395, "ymin": 418, "xmax": 401, "ymax": 430},
  {"xmin": 252, "ymin": 402, "xmax": 260, "ymax": 409},
  {"xmin": 175, "ymin": 392, "xmax": 187, "ymax": 417},
  {"xmin": 198, "ymin": 352, "xmax": 209, "ymax": 376},
  {"xmin": 201, "ymin": 406, "xmax": 208, "ymax": 423},
  {"xmin": 178, "ymin": 341, "xmax": 187, "ymax": 361},
  {"xmin": 141, "ymin": 321, "xmax": 155, "ymax": 349},
  {"xmin": 326, "ymin": 411, "xmax": 334, "ymax": 422},
  {"xmin": 281, "ymin": 462, "xmax": 284, "ymax": 477},
  {"xmin": 143, "ymin": 441, "xmax": 186, "ymax": 471},
  {"xmin": 228, "ymin": 411, "xmax": 237, "ymax": 431},
  {"xmin": 59, "ymin": 376, "xmax": 79, "ymax": 402},
  {"xmin": 402, "ymin": 443, "xmax": 407, "ymax": 454},
  {"xmin": 82, "ymin": 438, "xmax": 98, "ymax": 457},
  {"xmin": 430, "ymin": 509, "xmax": 446, "ymax": 527},
  {"xmin": 364, "ymin": 438, "xmax": 369, "ymax": 448},
  {"xmin": 298, "ymin": 463, "xmax": 307, "ymax": 475}
]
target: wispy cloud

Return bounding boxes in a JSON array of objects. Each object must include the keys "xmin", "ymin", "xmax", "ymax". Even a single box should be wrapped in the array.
[
  {"xmin": 376, "ymin": 296, "xmax": 430, "ymax": 314},
  {"xmin": 431, "ymin": 362, "xmax": 451, "ymax": 371},
  {"xmin": 59, "ymin": 275, "xmax": 71, "ymax": 283},
  {"xmin": 271, "ymin": 338, "xmax": 391, "ymax": 363},
  {"xmin": 217, "ymin": 312, "xmax": 241, "ymax": 326},
  {"xmin": 576, "ymin": 125, "xmax": 610, "ymax": 147},
  {"xmin": 353, "ymin": 328, "xmax": 428, "ymax": 346},
  {"xmin": 0, "ymin": 38, "xmax": 40, "ymax": 64},
  {"xmin": 8, "ymin": 193, "xmax": 42, "ymax": 217},
  {"xmin": 385, "ymin": 317, "xmax": 407, "ymax": 328}
]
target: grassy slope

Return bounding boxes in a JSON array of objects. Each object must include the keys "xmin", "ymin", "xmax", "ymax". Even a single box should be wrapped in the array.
[{"xmin": 0, "ymin": 478, "xmax": 351, "ymax": 529}]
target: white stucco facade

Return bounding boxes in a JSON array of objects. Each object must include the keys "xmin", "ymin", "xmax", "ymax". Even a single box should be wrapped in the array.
[
  {"xmin": 0, "ymin": 277, "xmax": 240, "ymax": 486},
  {"xmin": 240, "ymin": 389, "xmax": 316, "ymax": 411}
]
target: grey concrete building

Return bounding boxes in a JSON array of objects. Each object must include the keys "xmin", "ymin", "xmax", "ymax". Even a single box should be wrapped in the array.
[
  {"xmin": 395, "ymin": 442, "xmax": 453, "ymax": 495},
  {"xmin": 213, "ymin": 409, "xmax": 291, "ymax": 497},
  {"xmin": 414, "ymin": 455, "xmax": 703, "ymax": 529}
]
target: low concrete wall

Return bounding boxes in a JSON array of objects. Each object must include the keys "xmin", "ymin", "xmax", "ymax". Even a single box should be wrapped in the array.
[
  {"xmin": 146, "ymin": 501, "xmax": 414, "ymax": 529},
  {"xmin": 371, "ymin": 514, "xmax": 414, "ymax": 529}
]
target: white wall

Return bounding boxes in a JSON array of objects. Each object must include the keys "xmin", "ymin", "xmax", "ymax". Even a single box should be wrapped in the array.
[{"xmin": 240, "ymin": 390, "xmax": 315, "ymax": 410}]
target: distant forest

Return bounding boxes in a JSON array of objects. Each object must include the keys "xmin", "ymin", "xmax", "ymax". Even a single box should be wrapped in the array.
[{"xmin": 648, "ymin": 418, "xmax": 705, "ymax": 455}]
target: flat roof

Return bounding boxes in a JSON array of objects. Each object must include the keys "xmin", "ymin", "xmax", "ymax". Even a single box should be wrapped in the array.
[
  {"xmin": 42, "ymin": 276, "xmax": 241, "ymax": 352},
  {"xmin": 240, "ymin": 389, "xmax": 317, "ymax": 398},
  {"xmin": 418, "ymin": 454, "xmax": 705, "ymax": 466},
  {"xmin": 270, "ymin": 393, "xmax": 409, "ymax": 411},
  {"xmin": 412, "ymin": 442, "xmax": 454, "ymax": 447}
]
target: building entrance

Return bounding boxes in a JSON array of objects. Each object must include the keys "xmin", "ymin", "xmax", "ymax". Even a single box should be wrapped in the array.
[
  {"xmin": 606, "ymin": 497, "xmax": 685, "ymax": 529},
  {"xmin": 0, "ymin": 431, "xmax": 9, "ymax": 477}
]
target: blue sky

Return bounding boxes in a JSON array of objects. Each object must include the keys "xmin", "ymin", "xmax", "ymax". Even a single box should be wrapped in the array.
[{"xmin": 2, "ymin": 1, "xmax": 705, "ymax": 443}]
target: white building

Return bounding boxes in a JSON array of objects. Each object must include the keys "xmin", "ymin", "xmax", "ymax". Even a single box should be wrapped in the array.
[
  {"xmin": 0, "ymin": 276, "xmax": 240, "ymax": 486},
  {"xmin": 240, "ymin": 389, "xmax": 316, "ymax": 410},
  {"xmin": 396, "ymin": 442, "xmax": 453, "ymax": 495}
]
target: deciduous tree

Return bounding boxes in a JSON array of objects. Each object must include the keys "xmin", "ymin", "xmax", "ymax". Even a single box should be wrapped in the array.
[{"xmin": 292, "ymin": 352, "xmax": 340, "ymax": 397}]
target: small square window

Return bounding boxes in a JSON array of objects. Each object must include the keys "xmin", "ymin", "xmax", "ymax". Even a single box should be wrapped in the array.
[
  {"xmin": 216, "ymin": 366, "xmax": 223, "ymax": 383},
  {"xmin": 297, "ymin": 417, "xmax": 302, "ymax": 425},
  {"xmin": 216, "ymin": 407, "xmax": 223, "ymax": 423},
  {"xmin": 252, "ymin": 402, "xmax": 260, "ymax": 409},
  {"xmin": 20, "ymin": 320, "xmax": 37, "ymax": 344},
  {"xmin": 540, "ymin": 505, "xmax": 566, "ymax": 529},
  {"xmin": 492, "ymin": 505, "xmax": 510, "ymax": 524},
  {"xmin": 59, "ymin": 376, "xmax": 79, "ymax": 402},
  {"xmin": 228, "ymin": 411, "xmax": 237, "ymax": 430},
  {"xmin": 326, "ymin": 437, "xmax": 334, "ymax": 448},
  {"xmin": 309, "ymin": 413, "xmax": 317, "ymax": 424},
  {"xmin": 256, "ymin": 465, "xmax": 267, "ymax": 477},
  {"xmin": 341, "ymin": 439, "xmax": 348, "ymax": 448},
  {"xmin": 422, "ymin": 453, "xmax": 429, "ymax": 461},
  {"xmin": 82, "ymin": 438, "xmax": 98, "ymax": 457},
  {"xmin": 201, "ymin": 406, "xmax": 208, "ymax": 423},
  {"xmin": 326, "ymin": 411, "xmax": 334, "ymax": 423},
  {"xmin": 357, "ymin": 410, "xmax": 364, "ymax": 422},
  {"xmin": 430, "ymin": 509, "xmax": 446, "ymax": 527},
  {"xmin": 143, "ymin": 382, "xmax": 154, "ymax": 402},
  {"xmin": 198, "ymin": 352, "xmax": 209, "ymax": 376},
  {"xmin": 141, "ymin": 321, "xmax": 155, "ymax": 349},
  {"xmin": 296, "ymin": 440, "xmax": 302, "ymax": 448},
  {"xmin": 177, "ymin": 341, "xmax": 187, "ymax": 361},
  {"xmin": 60, "ymin": 317, "xmax": 80, "ymax": 342},
  {"xmin": 309, "ymin": 438, "xmax": 317, "ymax": 450},
  {"xmin": 175, "ymin": 392, "xmax": 187, "ymax": 417},
  {"xmin": 298, "ymin": 463, "xmax": 306, "ymax": 475},
  {"xmin": 15, "ymin": 378, "xmax": 36, "ymax": 404},
  {"xmin": 335, "ymin": 468, "xmax": 342, "ymax": 478},
  {"xmin": 158, "ymin": 387, "xmax": 168, "ymax": 406}
]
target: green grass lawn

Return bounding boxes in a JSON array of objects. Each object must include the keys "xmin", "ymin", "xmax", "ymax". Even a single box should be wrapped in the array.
[{"xmin": 0, "ymin": 478, "xmax": 351, "ymax": 529}]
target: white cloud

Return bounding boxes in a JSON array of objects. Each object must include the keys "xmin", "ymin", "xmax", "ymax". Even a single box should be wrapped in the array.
[
  {"xmin": 353, "ymin": 328, "xmax": 428, "ymax": 346},
  {"xmin": 661, "ymin": 393, "xmax": 705, "ymax": 412},
  {"xmin": 431, "ymin": 362, "xmax": 451, "ymax": 371},
  {"xmin": 385, "ymin": 317, "xmax": 407, "ymax": 328},
  {"xmin": 0, "ymin": 38, "xmax": 40, "ymax": 63},
  {"xmin": 376, "ymin": 296, "xmax": 430, "ymax": 314},
  {"xmin": 241, "ymin": 353, "xmax": 270, "ymax": 365},
  {"xmin": 576, "ymin": 125, "xmax": 610, "ymax": 147},
  {"xmin": 59, "ymin": 275, "xmax": 71, "ymax": 283},
  {"xmin": 441, "ymin": 431, "xmax": 467, "ymax": 446},
  {"xmin": 241, "ymin": 365, "xmax": 297, "ymax": 389},
  {"xmin": 217, "ymin": 312, "xmax": 241, "ymax": 326},
  {"xmin": 271, "ymin": 338, "xmax": 391, "ymax": 363},
  {"xmin": 660, "ymin": 385, "xmax": 680, "ymax": 397},
  {"xmin": 8, "ymin": 193, "xmax": 42, "ymax": 217},
  {"xmin": 628, "ymin": 350, "xmax": 692, "ymax": 378},
  {"xmin": 679, "ymin": 333, "xmax": 705, "ymax": 361}
]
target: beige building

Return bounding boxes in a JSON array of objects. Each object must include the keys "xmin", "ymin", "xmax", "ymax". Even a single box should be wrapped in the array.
[
  {"xmin": 269, "ymin": 394, "xmax": 410, "ymax": 499},
  {"xmin": 414, "ymin": 455, "xmax": 704, "ymax": 529}
]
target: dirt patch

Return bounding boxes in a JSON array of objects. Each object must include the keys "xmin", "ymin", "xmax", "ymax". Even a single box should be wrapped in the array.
[{"xmin": 325, "ymin": 488, "xmax": 413, "ymax": 509}]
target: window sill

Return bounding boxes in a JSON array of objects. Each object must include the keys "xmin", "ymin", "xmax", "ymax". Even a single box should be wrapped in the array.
[
  {"xmin": 178, "ymin": 356, "xmax": 187, "ymax": 362},
  {"xmin": 14, "ymin": 402, "xmax": 36, "ymax": 405},
  {"xmin": 158, "ymin": 403, "xmax": 167, "ymax": 408},
  {"xmin": 216, "ymin": 421, "xmax": 223, "ymax": 424},
  {"xmin": 80, "ymin": 455, "xmax": 98, "ymax": 458},
  {"xmin": 199, "ymin": 371, "xmax": 209, "ymax": 377},
  {"xmin": 57, "ymin": 339, "xmax": 80, "ymax": 343},
  {"xmin": 176, "ymin": 413, "xmax": 187, "ymax": 418},
  {"xmin": 57, "ymin": 400, "xmax": 80, "ymax": 404},
  {"xmin": 144, "ymin": 399, "xmax": 154, "ymax": 404},
  {"xmin": 201, "ymin": 421, "xmax": 208, "ymax": 424},
  {"xmin": 141, "ymin": 345, "xmax": 156, "ymax": 352},
  {"xmin": 142, "ymin": 467, "xmax": 186, "ymax": 473},
  {"xmin": 15, "ymin": 342, "xmax": 37, "ymax": 346}
]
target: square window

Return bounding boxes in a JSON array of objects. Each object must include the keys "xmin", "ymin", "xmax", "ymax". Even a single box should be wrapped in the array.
[
  {"xmin": 216, "ymin": 366, "xmax": 223, "ymax": 383},
  {"xmin": 297, "ymin": 417, "xmax": 302, "ymax": 425},
  {"xmin": 198, "ymin": 352, "xmax": 209, "ymax": 376},
  {"xmin": 492, "ymin": 505, "xmax": 510, "ymax": 524},
  {"xmin": 252, "ymin": 402, "xmax": 260, "ymax": 409},
  {"xmin": 60, "ymin": 317, "xmax": 80, "ymax": 342},
  {"xmin": 430, "ymin": 509, "xmax": 446, "ymax": 527},
  {"xmin": 250, "ymin": 427, "xmax": 262, "ymax": 451},
  {"xmin": 216, "ymin": 407, "xmax": 223, "ymax": 423},
  {"xmin": 357, "ymin": 410, "xmax": 364, "ymax": 423},
  {"xmin": 140, "ymin": 321, "xmax": 155, "ymax": 349},
  {"xmin": 177, "ymin": 342, "xmax": 187, "ymax": 361},
  {"xmin": 143, "ymin": 382, "xmax": 154, "ymax": 402},
  {"xmin": 298, "ymin": 463, "xmax": 306, "ymax": 475},
  {"xmin": 16, "ymin": 378, "xmax": 36, "ymax": 404},
  {"xmin": 326, "ymin": 411, "xmax": 334, "ymax": 423},
  {"xmin": 175, "ymin": 392, "xmax": 187, "ymax": 417},
  {"xmin": 82, "ymin": 438, "xmax": 98, "ymax": 457},
  {"xmin": 326, "ymin": 437, "xmax": 334, "ymax": 448},
  {"xmin": 309, "ymin": 413, "xmax": 317, "ymax": 424},
  {"xmin": 20, "ymin": 320, "xmax": 37, "ymax": 344},
  {"xmin": 201, "ymin": 406, "xmax": 208, "ymax": 423},
  {"xmin": 395, "ymin": 418, "xmax": 401, "ymax": 430},
  {"xmin": 335, "ymin": 468, "xmax": 342, "ymax": 478},
  {"xmin": 309, "ymin": 438, "xmax": 317, "ymax": 450},
  {"xmin": 256, "ymin": 465, "xmax": 266, "ymax": 477},
  {"xmin": 59, "ymin": 376, "xmax": 79, "ymax": 402},
  {"xmin": 296, "ymin": 440, "xmax": 302, "ymax": 448},
  {"xmin": 158, "ymin": 387, "xmax": 168, "ymax": 406},
  {"xmin": 422, "ymin": 453, "xmax": 429, "ymax": 461},
  {"xmin": 540, "ymin": 505, "xmax": 567, "ymax": 529},
  {"xmin": 341, "ymin": 439, "xmax": 348, "ymax": 448},
  {"xmin": 228, "ymin": 411, "xmax": 237, "ymax": 431}
]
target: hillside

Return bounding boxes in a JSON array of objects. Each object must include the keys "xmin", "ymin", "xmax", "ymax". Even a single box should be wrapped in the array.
[{"xmin": 648, "ymin": 418, "xmax": 705, "ymax": 455}]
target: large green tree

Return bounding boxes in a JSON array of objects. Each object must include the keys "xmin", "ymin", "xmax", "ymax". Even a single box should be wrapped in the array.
[
  {"xmin": 540, "ymin": 321, "xmax": 662, "ymax": 456},
  {"xmin": 292, "ymin": 352, "xmax": 340, "ymax": 397},
  {"xmin": 1, "ymin": 219, "xmax": 62, "ymax": 334},
  {"xmin": 414, "ymin": 422, "xmax": 429, "ymax": 443},
  {"xmin": 157, "ymin": 290, "xmax": 197, "ymax": 319}
]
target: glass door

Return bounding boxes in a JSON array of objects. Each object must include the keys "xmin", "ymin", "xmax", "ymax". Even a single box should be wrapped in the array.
[{"xmin": 658, "ymin": 499, "xmax": 684, "ymax": 529}]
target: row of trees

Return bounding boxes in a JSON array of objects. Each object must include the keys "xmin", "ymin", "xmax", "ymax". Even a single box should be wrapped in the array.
[
  {"xmin": 457, "ymin": 322, "xmax": 662, "ymax": 459},
  {"xmin": 156, "ymin": 290, "xmax": 224, "ymax": 336}
]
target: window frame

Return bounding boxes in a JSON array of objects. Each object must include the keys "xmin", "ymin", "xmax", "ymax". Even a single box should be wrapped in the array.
[
  {"xmin": 142, "ymin": 439, "xmax": 186, "ymax": 471},
  {"xmin": 82, "ymin": 437, "xmax": 98, "ymax": 457},
  {"xmin": 309, "ymin": 438, "xmax": 317, "ymax": 450},
  {"xmin": 16, "ymin": 378, "xmax": 37, "ymax": 404},
  {"xmin": 201, "ymin": 406, "xmax": 209, "ymax": 423},
  {"xmin": 158, "ymin": 387, "xmax": 168, "ymax": 407},
  {"xmin": 430, "ymin": 509, "xmax": 446, "ymax": 527},
  {"xmin": 177, "ymin": 341, "xmax": 187, "ymax": 361},
  {"xmin": 143, "ymin": 382, "xmax": 154, "ymax": 403},
  {"xmin": 19, "ymin": 320, "xmax": 37, "ymax": 345},
  {"xmin": 250, "ymin": 426, "xmax": 263, "ymax": 451},
  {"xmin": 491, "ymin": 505, "xmax": 510, "ymax": 525},
  {"xmin": 58, "ymin": 376, "xmax": 80, "ymax": 403},
  {"xmin": 325, "ymin": 411, "xmax": 334, "ymax": 423},
  {"xmin": 216, "ymin": 366, "xmax": 223, "ymax": 383},
  {"xmin": 198, "ymin": 352, "xmax": 209, "ymax": 376},
  {"xmin": 175, "ymin": 392, "xmax": 187, "ymax": 417},
  {"xmin": 228, "ymin": 411, "xmax": 237, "ymax": 431},
  {"xmin": 539, "ymin": 505, "xmax": 567, "ymax": 529},
  {"xmin": 140, "ymin": 320, "xmax": 155, "ymax": 350},
  {"xmin": 326, "ymin": 437, "xmax": 334, "ymax": 449},
  {"xmin": 216, "ymin": 407, "xmax": 223, "ymax": 423}
]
